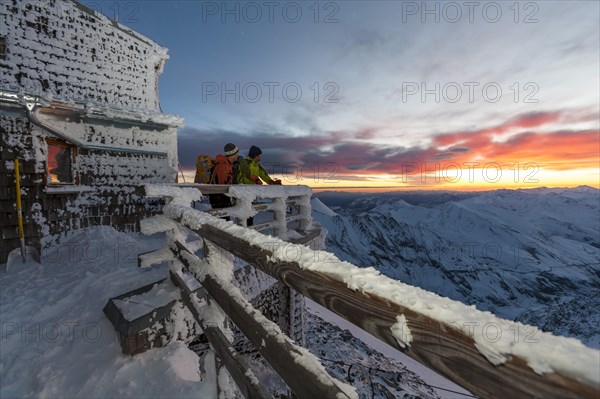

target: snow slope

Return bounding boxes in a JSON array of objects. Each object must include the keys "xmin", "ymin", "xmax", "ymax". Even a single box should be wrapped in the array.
[
  {"xmin": 312, "ymin": 197, "xmax": 338, "ymax": 217},
  {"xmin": 0, "ymin": 227, "xmax": 215, "ymax": 398},
  {"xmin": 313, "ymin": 187, "xmax": 600, "ymax": 349}
]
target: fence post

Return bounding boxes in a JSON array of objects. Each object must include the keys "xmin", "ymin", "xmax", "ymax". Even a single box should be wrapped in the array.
[
  {"xmin": 296, "ymin": 194, "xmax": 312, "ymax": 231},
  {"xmin": 235, "ymin": 196, "xmax": 252, "ymax": 228},
  {"xmin": 272, "ymin": 197, "xmax": 287, "ymax": 237}
]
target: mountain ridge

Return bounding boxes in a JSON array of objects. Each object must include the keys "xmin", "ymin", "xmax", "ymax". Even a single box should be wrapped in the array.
[{"xmin": 312, "ymin": 187, "xmax": 600, "ymax": 348}]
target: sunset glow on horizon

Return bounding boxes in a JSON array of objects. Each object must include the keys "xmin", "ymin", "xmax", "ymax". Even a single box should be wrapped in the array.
[
  {"xmin": 179, "ymin": 109, "xmax": 599, "ymax": 192},
  {"xmin": 181, "ymin": 165, "xmax": 599, "ymax": 193}
]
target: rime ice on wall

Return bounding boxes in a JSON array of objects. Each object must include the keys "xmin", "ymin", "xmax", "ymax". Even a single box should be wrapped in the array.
[
  {"xmin": 0, "ymin": 111, "xmax": 175, "ymax": 257},
  {"xmin": 0, "ymin": 0, "xmax": 182, "ymax": 263},
  {"xmin": 34, "ymin": 113, "xmax": 179, "ymax": 173},
  {"xmin": 0, "ymin": 0, "xmax": 168, "ymax": 111}
]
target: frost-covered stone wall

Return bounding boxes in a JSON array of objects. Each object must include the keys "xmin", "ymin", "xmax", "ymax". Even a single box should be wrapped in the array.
[
  {"xmin": 0, "ymin": 111, "xmax": 175, "ymax": 262},
  {"xmin": 0, "ymin": 0, "xmax": 182, "ymax": 263},
  {"xmin": 0, "ymin": 0, "xmax": 168, "ymax": 111},
  {"xmin": 0, "ymin": 110, "xmax": 44, "ymax": 262}
]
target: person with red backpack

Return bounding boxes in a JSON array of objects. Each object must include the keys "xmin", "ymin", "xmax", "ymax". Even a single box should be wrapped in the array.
[{"xmin": 209, "ymin": 143, "xmax": 241, "ymax": 210}]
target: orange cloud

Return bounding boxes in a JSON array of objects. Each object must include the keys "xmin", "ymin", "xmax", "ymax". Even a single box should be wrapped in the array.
[
  {"xmin": 179, "ymin": 110, "xmax": 598, "ymax": 190},
  {"xmin": 485, "ymin": 130, "xmax": 600, "ymax": 170},
  {"xmin": 418, "ymin": 111, "xmax": 598, "ymax": 172},
  {"xmin": 432, "ymin": 111, "xmax": 563, "ymax": 148}
]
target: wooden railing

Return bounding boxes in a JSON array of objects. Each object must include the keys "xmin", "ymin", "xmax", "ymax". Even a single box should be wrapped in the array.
[
  {"xmin": 184, "ymin": 183, "xmax": 312, "ymax": 237},
  {"xmin": 143, "ymin": 184, "xmax": 354, "ymax": 398},
  {"xmin": 143, "ymin": 184, "xmax": 600, "ymax": 399},
  {"xmin": 168, "ymin": 266, "xmax": 274, "ymax": 399},
  {"xmin": 170, "ymin": 241, "xmax": 355, "ymax": 398}
]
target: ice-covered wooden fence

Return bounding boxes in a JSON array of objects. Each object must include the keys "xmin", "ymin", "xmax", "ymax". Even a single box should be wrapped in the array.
[
  {"xmin": 143, "ymin": 184, "xmax": 599, "ymax": 399},
  {"xmin": 179, "ymin": 183, "xmax": 312, "ymax": 236},
  {"xmin": 170, "ymin": 241, "xmax": 356, "ymax": 399},
  {"xmin": 168, "ymin": 267, "xmax": 273, "ymax": 399},
  {"xmin": 141, "ymin": 184, "xmax": 356, "ymax": 399}
]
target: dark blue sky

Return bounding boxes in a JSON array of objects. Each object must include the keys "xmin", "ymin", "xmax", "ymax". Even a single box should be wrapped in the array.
[{"xmin": 80, "ymin": 1, "xmax": 599, "ymax": 188}]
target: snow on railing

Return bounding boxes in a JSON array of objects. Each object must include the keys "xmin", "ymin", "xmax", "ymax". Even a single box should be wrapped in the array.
[
  {"xmin": 154, "ymin": 183, "xmax": 314, "ymax": 238},
  {"xmin": 144, "ymin": 184, "xmax": 600, "ymax": 399}
]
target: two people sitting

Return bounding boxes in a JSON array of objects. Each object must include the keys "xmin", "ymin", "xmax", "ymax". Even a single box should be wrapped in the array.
[{"xmin": 209, "ymin": 143, "xmax": 281, "ymax": 210}]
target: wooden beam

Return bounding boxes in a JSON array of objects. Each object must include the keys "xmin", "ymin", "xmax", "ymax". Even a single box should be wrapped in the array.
[
  {"xmin": 187, "ymin": 224, "xmax": 597, "ymax": 399},
  {"xmin": 169, "ymin": 269, "xmax": 273, "ymax": 399},
  {"xmin": 288, "ymin": 229, "xmax": 321, "ymax": 246},
  {"xmin": 142, "ymin": 184, "xmax": 231, "ymax": 196},
  {"xmin": 138, "ymin": 247, "xmax": 173, "ymax": 268},
  {"xmin": 206, "ymin": 200, "xmax": 300, "ymax": 217},
  {"xmin": 205, "ymin": 209, "xmax": 230, "ymax": 218},
  {"xmin": 195, "ymin": 185, "xmax": 230, "ymax": 195},
  {"xmin": 170, "ymin": 243, "xmax": 356, "ymax": 399},
  {"xmin": 206, "ymin": 326, "xmax": 270, "ymax": 399},
  {"xmin": 249, "ymin": 214, "xmax": 307, "ymax": 234},
  {"xmin": 248, "ymin": 220, "xmax": 278, "ymax": 233}
]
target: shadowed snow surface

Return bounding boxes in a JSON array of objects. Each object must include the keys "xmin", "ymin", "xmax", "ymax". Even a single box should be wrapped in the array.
[{"xmin": 0, "ymin": 227, "xmax": 214, "ymax": 398}]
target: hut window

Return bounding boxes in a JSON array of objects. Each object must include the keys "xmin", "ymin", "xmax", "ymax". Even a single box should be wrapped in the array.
[
  {"xmin": 47, "ymin": 139, "xmax": 75, "ymax": 184},
  {"xmin": 0, "ymin": 36, "xmax": 6, "ymax": 60}
]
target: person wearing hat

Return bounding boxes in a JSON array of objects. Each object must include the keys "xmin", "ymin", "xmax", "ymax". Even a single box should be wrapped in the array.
[
  {"xmin": 237, "ymin": 145, "xmax": 282, "ymax": 186},
  {"xmin": 209, "ymin": 143, "xmax": 242, "ymax": 210},
  {"xmin": 237, "ymin": 145, "xmax": 281, "ymax": 226}
]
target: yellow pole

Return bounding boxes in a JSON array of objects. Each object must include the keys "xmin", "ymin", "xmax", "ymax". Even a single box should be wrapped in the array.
[{"xmin": 14, "ymin": 159, "xmax": 26, "ymax": 262}]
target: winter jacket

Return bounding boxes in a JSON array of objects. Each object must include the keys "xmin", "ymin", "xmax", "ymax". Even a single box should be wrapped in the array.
[
  {"xmin": 212, "ymin": 154, "xmax": 240, "ymax": 185},
  {"xmin": 237, "ymin": 156, "xmax": 273, "ymax": 185}
]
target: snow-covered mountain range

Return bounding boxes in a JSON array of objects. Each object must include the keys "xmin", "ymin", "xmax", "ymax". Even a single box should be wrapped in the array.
[{"xmin": 312, "ymin": 186, "xmax": 600, "ymax": 349}]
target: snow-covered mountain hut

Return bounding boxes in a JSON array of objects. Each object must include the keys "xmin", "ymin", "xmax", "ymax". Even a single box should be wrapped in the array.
[{"xmin": 0, "ymin": 0, "xmax": 182, "ymax": 263}]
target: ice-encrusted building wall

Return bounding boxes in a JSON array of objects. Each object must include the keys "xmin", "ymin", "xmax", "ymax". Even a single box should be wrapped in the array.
[{"xmin": 0, "ymin": 0, "xmax": 182, "ymax": 263}]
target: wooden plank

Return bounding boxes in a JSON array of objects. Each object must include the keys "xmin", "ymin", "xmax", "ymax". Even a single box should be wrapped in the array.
[
  {"xmin": 141, "ymin": 184, "xmax": 230, "ymax": 196},
  {"xmin": 178, "ymin": 184, "xmax": 230, "ymax": 195},
  {"xmin": 252, "ymin": 203, "xmax": 271, "ymax": 212},
  {"xmin": 186, "ymin": 224, "xmax": 597, "ymax": 399},
  {"xmin": 285, "ymin": 214, "xmax": 305, "ymax": 224},
  {"xmin": 205, "ymin": 209, "xmax": 230, "ymax": 218},
  {"xmin": 205, "ymin": 200, "xmax": 298, "ymax": 217},
  {"xmin": 170, "ymin": 243, "xmax": 356, "ymax": 399},
  {"xmin": 137, "ymin": 247, "xmax": 173, "ymax": 268},
  {"xmin": 288, "ymin": 229, "xmax": 322, "ymax": 246},
  {"xmin": 248, "ymin": 220, "xmax": 278, "ymax": 233},
  {"xmin": 248, "ymin": 215, "xmax": 307, "ymax": 234},
  {"xmin": 194, "ymin": 185, "xmax": 230, "ymax": 195},
  {"xmin": 169, "ymin": 269, "xmax": 273, "ymax": 399}
]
